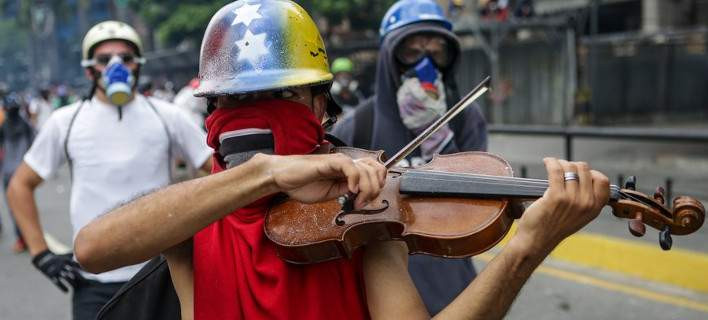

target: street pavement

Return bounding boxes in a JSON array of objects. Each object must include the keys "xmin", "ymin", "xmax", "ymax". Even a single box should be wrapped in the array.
[{"xmin": 0, "ymin": 134, "xmax": 706, "ymax": 319}]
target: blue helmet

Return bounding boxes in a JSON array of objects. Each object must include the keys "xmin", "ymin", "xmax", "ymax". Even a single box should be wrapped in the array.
[{"xmin": 380, "ymin": 0, "xmax": 453, "ymax": 39}]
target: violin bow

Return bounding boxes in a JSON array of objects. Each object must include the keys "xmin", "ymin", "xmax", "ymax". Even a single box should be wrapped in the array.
[{"xmin": 385, "ymin": 76, "xmax": 491, "ymax": 168}]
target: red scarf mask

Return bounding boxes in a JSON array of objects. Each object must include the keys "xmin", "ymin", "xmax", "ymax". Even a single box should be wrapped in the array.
[
  {"xmin": 206, "ymin": 99, "xmax": 325, "ymax": 170},
  {"xmin": 204, "ymin": 99, "xmax": 326, "ymax": 213}
]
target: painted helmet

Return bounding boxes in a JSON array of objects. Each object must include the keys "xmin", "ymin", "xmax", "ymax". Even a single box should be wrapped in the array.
[
  {"xmin": 194, "ymin": 0, "xmax": 332, "ymax": 97},
  {"xmin": 380, "ymin": 0, "xmax": 453, "ymax": 39},
  {"xmin": 81, "ymin": 21, "xmax": 145, "ymax": 67}
]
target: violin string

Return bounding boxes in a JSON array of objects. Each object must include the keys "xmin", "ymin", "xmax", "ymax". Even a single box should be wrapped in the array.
[
  {"xmin": 408, "ymin": 172, "xmax": 623, "ymax": 197},
  {"xmin": 414, "ymin": 171, "xmax": 623, "ymax": 195},
  {"xmin": 409, "ymin": 170, "xmax": 622, "ymax": 190},
  {"xmin": 616, "ymin": 190, "xmax": 668, "ymax": 215},
  {"xmin": 406, "ymin": 176, "xmax": 551, "ymax": 195},
  {"xmin": 407, "ymin": 170, "xmax": 623, "ymax": 199},
  {"xmin": 405, "ymin": 171, "xmax": 673, "ymax": 221},
  {"xmin": 414, "ymin": 170, "xmax": 549, "ymax": 184}
]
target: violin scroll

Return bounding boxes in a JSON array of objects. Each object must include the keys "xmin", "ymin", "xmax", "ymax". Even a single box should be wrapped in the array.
[
  {"xmin": 610, "ymin": 185, "xmax": 705, "ymax": 250},
  {"xmin": 671, "ymin": 196, "xmax": 706, "ymax": 235}
]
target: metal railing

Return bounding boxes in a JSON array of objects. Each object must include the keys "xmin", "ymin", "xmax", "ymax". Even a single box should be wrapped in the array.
[{"xmin": 488, "ymin": 125, "xmax": 708, "ymax": 201}]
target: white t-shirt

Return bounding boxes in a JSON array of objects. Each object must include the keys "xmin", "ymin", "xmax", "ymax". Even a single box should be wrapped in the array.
[{"xmin": 24, "ymin": 95, "xmax": 212, "ymax": 283}]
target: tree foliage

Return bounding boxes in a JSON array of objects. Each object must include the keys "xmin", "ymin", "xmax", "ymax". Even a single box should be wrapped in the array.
[
  {"xmin": 128, "ymin": 0, "xmax": 231, "ymax": 46},
  {"xmin": 299, "ymin": 0, "xmax": 397, "ymax": 29},
  {"xmin": 129, "ymin": 0, "xmax": 398, "ymax": 47}
]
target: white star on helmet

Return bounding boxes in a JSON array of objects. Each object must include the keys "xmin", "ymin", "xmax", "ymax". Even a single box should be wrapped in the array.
[
  {"xmin": 235, "ymin": 29, "xmax": 269, "ymax": 66},
  {"xmin": 232, "ymin": 3, "xmax": 263, "ymax": 27}
]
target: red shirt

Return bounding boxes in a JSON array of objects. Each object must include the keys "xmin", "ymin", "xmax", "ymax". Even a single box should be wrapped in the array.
[{"xmin": 193, "ymin": 209, "xmax": 369, "ymax": 320}]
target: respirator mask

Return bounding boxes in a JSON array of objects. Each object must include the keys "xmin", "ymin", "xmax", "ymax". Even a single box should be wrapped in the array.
[{"xmin": 102, "ymin": 55, "xmax": 136, "ymax": 106}]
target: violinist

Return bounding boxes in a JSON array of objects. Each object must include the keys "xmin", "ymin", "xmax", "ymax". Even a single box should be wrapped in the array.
[
  {"xmin": 332, "ymin": 0, "xmax": 488, "ymax": 313},
  {"xmin": 74, "ymin": 1, "xmax": 610, "ymax": 319}
]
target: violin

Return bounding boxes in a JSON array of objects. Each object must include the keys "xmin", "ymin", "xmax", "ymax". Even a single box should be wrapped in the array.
[{"xmin": 265, "ymin": 77, "xmax": 706, "ymax": 264}]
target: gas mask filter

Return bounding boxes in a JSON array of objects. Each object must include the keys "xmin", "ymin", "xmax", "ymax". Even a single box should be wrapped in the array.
[{"xmin": 102, "ymin": 56, "xmax": 135, "ymax": 106}]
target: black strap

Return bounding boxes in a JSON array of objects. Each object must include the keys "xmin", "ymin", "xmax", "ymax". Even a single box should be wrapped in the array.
[
  {"xmin": 352, "ymin": 98, "xmax": 375, "ymax": 149},
  {"xmin": 144, "ymin": 97, "xmax": 174, "ymax": 179},
  {"xmin": 325, "ymin": 133, "xmax": 348, "ymax": 148},
  {"xmin": 64, "ymin": 100, "xmax": 87, "ymax": 180}
]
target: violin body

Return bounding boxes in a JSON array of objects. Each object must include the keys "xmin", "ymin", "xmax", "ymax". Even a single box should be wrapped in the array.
[{"xmin": 265, "ymin": 148, "xmax": 520, "ymax": 264}]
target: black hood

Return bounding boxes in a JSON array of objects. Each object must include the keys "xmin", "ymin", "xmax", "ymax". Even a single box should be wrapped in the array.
[{"xmin": 371, "ymin": 22, "xmax": 463, "ymax": 156}]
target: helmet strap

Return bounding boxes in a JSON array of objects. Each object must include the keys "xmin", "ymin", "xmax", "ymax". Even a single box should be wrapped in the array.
[{"xmin": 84, "ymin": 67, "xmax": 102, "ymax": 101}]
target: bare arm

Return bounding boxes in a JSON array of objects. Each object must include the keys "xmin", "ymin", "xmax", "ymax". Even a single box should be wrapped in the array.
[
  {"xmin": 365, "ymin": 158, "xmax": 610, "ymax": 320},
  {"xmin": 200, "ymin": 158, "xmax": 212, "ymax": 173},
  {"xmin": 75, "ymin": 153, "xmax": 386, "ymax": 273},
  {"xmin": 75, "ymin": 155, "xmax": 274, "ymax": 272},
  {"xmin": 164, "ymin": 240, "xmax": 194, "ymax": 320},
  {"xmin": 7, "ymin": 162, "xmax": 47, "ymax": 256},
  {"xmin": 364, "ymin": 237, "xmax": 545, "ymax": 320}
]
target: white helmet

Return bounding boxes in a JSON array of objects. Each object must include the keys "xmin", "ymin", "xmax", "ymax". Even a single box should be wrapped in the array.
[{"xmin": 81, "ymin": 21, "xmax": 146, "ymax": 67}]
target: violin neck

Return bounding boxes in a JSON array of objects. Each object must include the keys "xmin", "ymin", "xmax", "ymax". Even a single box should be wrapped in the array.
[{"xmin": 399, "ymin": 170, "xmax": 621, "ymax": 201}]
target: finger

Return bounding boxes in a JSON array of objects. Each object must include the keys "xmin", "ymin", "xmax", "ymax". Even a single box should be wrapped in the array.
[
  {"xmin": 53, "ymin": 278, "xmax": 69, "ymax": 293},
  {"xmin": 332, "ymin": 155, "xmax": 360, "ymax": 194},
  {"xmin": 354, "ymin": 162, "xmax": 374, "ymax": 209},
  {"xmin": 361, "ymin": 161, "xmax": 382, "ymax": 201},
  {"xmin": 68, "ymin": 260, "xmax": 82, "ymax": 269},
  {"xmin": 559, "ymin": 160, "xmax": 578, "ymax": 200},
  {"xmin": 60, "ymin": 270, "xmax": 77, "ymax": 287},
  {"xmin": 575, "ymin": 162, "xmax": 593, "ymax": 210},
  {"xmin": 375, "ymin": 162, "xmax": 386, "ymax": 187},
  {"xmin": 360, "ymin": 158, "xmax": 387, "ymax": 188},
  {"xmin": 366, "ymin": 158, "xmax": 386, "ymax": 187},
  {"xmin": 59, "ymin": 276, "xmax": 75, "ymax": 291},
  {"xmin": 590, "ymin": 170, "xmax": 610, "ymax": 211},
  {"xmin": 61, "ymin": 266, "xmax": 76, "ymax": 281},
  {"xmin": 544, "ymin": 158, "xmax": 564, "ymax": 193}
]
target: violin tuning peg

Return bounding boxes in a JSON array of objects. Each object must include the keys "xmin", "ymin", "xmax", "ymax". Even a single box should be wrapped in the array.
[
  {"xmin": 653, "ymin": 186, "xmax": 666, "ymax": 205},
  {"xmin": 628, "ymin": 219, "xmax": 646, "ymax": 237},
  {"xmin": 624, "ymin": 176, "xmax": 637, "ymax": 191},
  {"xmin": 659, "ymin": 225, "xmax": 673, "ymax": 251}
]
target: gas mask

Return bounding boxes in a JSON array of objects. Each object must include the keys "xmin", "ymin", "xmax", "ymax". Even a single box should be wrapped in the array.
[
  {"xmin": 102, "ymin": 55, "xmax": 136, "ymax": 106},
  {"xmin": 397, "ymin": 56, "xmax": 448, "ymax": 128},
  {"xmin": 396, "ymin": 56, "xmax": 453, "ymax": 160},
  {"xmin": 331, "ymin": 75, "xmax": 359, "ymax": 95}
]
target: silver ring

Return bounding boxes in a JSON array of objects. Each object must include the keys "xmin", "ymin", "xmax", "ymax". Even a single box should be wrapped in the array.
[{"xmin": 564, "ymin": 172, "xmax": 579, "ymax": 182}]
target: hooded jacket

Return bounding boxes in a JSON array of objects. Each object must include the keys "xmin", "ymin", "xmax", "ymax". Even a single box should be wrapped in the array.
[{"xmin": 331, "ymin": 22, "xmax": 488, "ymax": 315}]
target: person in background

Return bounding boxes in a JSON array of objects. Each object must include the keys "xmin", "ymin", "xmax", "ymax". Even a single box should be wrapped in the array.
[
  {"xmin": 480, "ymin": 0, "xmax": 513, "ymax": 21},
  {"xmin": 514, "ymin": 0, "xmax": 535, "ymax": 18},
  {"xmin": 0, "ymin": 93, "xmax": 35, "ymax": 253},
  {"xmin": 29, "ymin": 87, "xmax": 54, "ymax": 130},
  {"xmin": 330, "ymin": 57, "xmax": 365, "ymax": 116},
  {"xmin": 153, "ymin": 80, "xmax": 176, "ymax": 102},
  {"xmin": 173, "ymin": 78, "xmax": 208, "ymax": 129},
  {"xmin": 7, "ymin": 20, "xmax": 211, "ymax": 320},
  {"xmin": 52, "ymin": 85, "xmax": 74, "ymax": 109},
  {"xmin": 332, "ymin": 0, "xmax": 489, "ymax": 314},
  {"xmin": 137, "ymin": 75, "xmax": 154, "ymax": 97}
]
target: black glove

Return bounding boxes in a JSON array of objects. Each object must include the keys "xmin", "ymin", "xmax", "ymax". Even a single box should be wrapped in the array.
[{"xmin": 32, "ymin": 250, "xmax": 83, "ymax": 293}]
